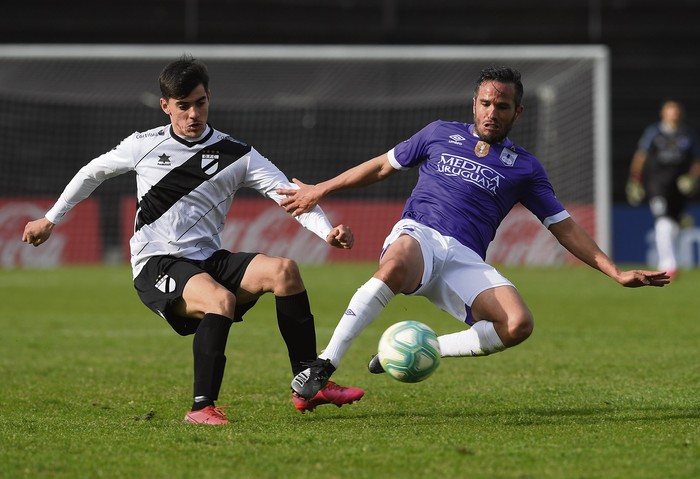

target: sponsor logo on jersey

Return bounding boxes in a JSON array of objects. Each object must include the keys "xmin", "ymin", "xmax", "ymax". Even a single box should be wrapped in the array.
[
  {"xmin": 474, "ymin": 140, "xmax": 490, "ymax": 158},
  {"xmin": 136, "ymin": 129, "xmax": 166, "ymax": 139},
  {"xmin": 157, "ymin": 153, "xmax": 171, "ymax": 166},
  {"xmin": 155, "ymin": 274, "xmax": 176, "ymax": 293},
  {"xmin": 449, "ymin": 134, "xmax": 465, "ymax": 145},
  {"xmin": 217, "ymin": 134, "xmax": 247, "ymax": 146},
  {"xmin": 499, "ymin": 148, "xmax": 518, "ymax": 167},
  {"xmin": 201, "ymin": 150, "xmax": 220, "ymax": 175},
  {"xmin": 437, "ymin": 153, "xmax": 504, "ymax": 195}
]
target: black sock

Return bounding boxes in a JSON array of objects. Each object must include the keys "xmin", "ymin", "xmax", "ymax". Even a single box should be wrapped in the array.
[
  {"xmin": 192, "ymin": 313, "xmax": 233, "ymax": 409},
  {"xmin": 191, "ymin": 396, "xmax": 214, "ymax": 411},
  {"xmin": 276, "ymin": 291, "xmax": 317, "ymax": 376}
]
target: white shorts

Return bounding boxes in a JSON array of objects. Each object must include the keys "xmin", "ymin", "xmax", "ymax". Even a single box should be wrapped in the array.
[{"xmin": 380, "ymin": 219, "xmax": 513, "ymax": 325}]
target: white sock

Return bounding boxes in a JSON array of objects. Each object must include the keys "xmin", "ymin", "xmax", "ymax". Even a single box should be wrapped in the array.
[
  {"xmin": 438, "ymin": 321, "xmax": 506, "ymax": 357},
  {"xmin": 320, "ymin": 277, "xmax": 395, "ymax": 367},
  {"xmin": 655, "ymin": 216, "xmax": 679, "ymax": 271}
]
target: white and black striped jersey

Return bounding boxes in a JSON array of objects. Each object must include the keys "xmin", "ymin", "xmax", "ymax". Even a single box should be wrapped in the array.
[{"xmin": 46, "ymin": 124, "xmax": 333, "ymax": 278}]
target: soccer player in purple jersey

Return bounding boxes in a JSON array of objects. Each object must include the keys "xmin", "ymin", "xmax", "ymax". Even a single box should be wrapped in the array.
[
  {"xmin": 280, "ymin": 66, "xmax": 671, "ymax": 400},
  {"xmin": 22, "ymin": 55, "xmax": 364, "ymax": 424}
]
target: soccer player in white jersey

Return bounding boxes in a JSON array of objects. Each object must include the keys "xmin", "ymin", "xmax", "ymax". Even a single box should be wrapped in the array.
[
  {"xmin": 22, "ymin": 55, "xmax": 364, "ymax": 424},
  {"xmin": 280, "ymin": 66, "xmax": 671, "ymax": 401}
]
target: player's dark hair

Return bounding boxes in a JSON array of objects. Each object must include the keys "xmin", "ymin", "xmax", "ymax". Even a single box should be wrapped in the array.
[
  {"xmin": 475, "ymin": 66, "xmax": 524, "ymax": 107},
  {"xmin": 159, "ymin": 55, "xmax": 209, "ymax": 100}
]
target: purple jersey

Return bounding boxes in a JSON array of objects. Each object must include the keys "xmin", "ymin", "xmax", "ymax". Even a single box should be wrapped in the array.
[{"xmin": 389, "ymin": 120, "xmax": 568, "ymax": 259}]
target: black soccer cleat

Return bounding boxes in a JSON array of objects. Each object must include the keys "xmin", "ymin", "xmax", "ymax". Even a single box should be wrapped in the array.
[
  {"xmin": 291, "ymin": 358, "xmax": 336, "ymax": 400},
  {"xmin": 367, "ymin": 354, "xmax": 385, "ymax": 374}
]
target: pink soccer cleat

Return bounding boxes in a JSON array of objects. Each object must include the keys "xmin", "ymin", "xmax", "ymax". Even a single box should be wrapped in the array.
[
  {"xmin": 292, "ymin": 381, "xmax": 364, "ymax": 413},
  {"xmin": 184, "ymin": 405, "xmax": 230, "ymax": 425}
]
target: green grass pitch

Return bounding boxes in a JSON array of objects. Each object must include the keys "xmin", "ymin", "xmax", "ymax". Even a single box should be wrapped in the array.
[{"xmin": 1, "ymin": 263, "xmax": 698, "ymax": 478}]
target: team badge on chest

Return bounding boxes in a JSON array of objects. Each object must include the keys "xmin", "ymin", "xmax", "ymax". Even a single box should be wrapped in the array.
[
  {"xmin": 201, "ymin": 150, "xmax": 220, "ymax": 175},
  {"xmin": 474, "ymin": 141, "xmax": 490, "ymax": 158},
  {"xmin": 499, "ymin": 148, "xmax": 518, "ymax": 167}
]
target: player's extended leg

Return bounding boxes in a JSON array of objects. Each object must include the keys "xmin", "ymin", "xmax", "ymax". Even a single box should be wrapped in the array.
[
  {"xmin": 437, "ymin": 285, "xmax": 533, "ymax": 357},
  {"xmin": 239, "ymin": 254, "xmax": 363, "ymax": 412},
  {"xmin": 291, "ymin": 234, "xmax": 423, "ymax": 399},
  {"xmin": 238, "ymin": 255, "xmax": 316, "ymax": 374},
  {"xmin": 649, "ymin": 195, "xmax": 681, "ymax": 278},
  {"xmin": 176, "ymin": 272, "xmax": 237, "ymax": 425},
  {"xmin": 323, "ymin": 233, "xmax": 423, "ymax": 363},
  {"xmin": 368, "ymin": 237, "xmax": 533, "ymax": 374}
]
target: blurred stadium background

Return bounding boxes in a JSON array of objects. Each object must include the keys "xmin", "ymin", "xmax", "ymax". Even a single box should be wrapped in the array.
[{"xmin": 1, "ymin": 0, "xmax": 699, "ymax": 268}]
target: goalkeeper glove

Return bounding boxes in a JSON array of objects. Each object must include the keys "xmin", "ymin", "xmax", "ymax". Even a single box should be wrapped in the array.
[
  {"xmin": 676, "ymin": 174, "xmax": 697, "ymax": 196},
  {"xmin": 626, "ymin": 178, "xmax": 645, "ymax": 206}
]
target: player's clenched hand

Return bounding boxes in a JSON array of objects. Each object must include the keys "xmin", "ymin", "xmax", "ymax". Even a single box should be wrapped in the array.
[
  {"xmin": 277, "ymin": 178, "xmax": 323, "ymax": 217},
  {"xmin": 617, "ymin": 270, "xmax": 670, "ymax": 288},
  {"xmin": 326, "ymin": 224, "xmax": 354, "ymax": 249},
  {"xmin": 22, "ymin": 217, "xmax": 55, "ymax": 247}
]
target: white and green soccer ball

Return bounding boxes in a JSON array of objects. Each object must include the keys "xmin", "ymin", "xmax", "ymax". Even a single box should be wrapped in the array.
[{"xmin": 377, "ymin": 320, "xmax": 441, "ymax": 383}]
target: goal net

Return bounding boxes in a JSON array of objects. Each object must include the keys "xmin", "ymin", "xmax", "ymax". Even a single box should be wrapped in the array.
[{"xmin": 0, "ymin": 45, "xmax": 609, "ymax": 267}]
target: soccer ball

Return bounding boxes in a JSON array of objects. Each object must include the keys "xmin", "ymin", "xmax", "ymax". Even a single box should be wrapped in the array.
[{"xmin": 377, "ymin": 320, "xmax": 441, "ymax": 383}]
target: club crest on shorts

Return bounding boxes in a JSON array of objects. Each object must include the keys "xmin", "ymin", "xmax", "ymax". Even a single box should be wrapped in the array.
[
  {"xmin": 155, "ymin": 274, "xmax": 176, "ymax": 293},
  {"xmin": 474, "ymin": 141, "xmax": 490, "ymax": 158}
]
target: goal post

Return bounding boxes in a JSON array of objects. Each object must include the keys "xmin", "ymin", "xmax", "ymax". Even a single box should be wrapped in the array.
[{"xmin": 0, "ymin": 44, "xmax": 610, "ymax": 267}]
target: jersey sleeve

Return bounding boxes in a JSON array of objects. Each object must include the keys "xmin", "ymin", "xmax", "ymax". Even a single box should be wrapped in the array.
[
  {"xmin": 636, "ymin": 124, "xmax": 658, "ymax": 152},
  {"xmin": 45, "ymin": 134, "xmax": 137, "ymax": 224},
  {"xmin": 244, "ymin": 148, "xmax": 333, "ymax": 241},
  {"xmin": 519, "ymin": 158, "xmax": 570, "ymax": 227},
  {"xmin": 388, "ymin": 121, "xmax": 443, "ymax": 169}
]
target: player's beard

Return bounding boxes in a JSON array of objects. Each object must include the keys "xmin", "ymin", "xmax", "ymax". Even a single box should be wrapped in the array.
[
  {"xmin": 476, "ymin": 131, "xmax": 504, "ymax": 143},
  {"xmin": 474, "ymin": 114, "xmax": 516, "ymax": 144}
]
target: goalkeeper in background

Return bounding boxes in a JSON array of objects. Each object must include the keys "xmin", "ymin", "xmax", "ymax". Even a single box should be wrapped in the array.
[
  {"xmin": 280, "ymin": 66, "xmax": 670, "ymax": 401},
  {"xmin": 21, "ymin": 55, "xmax": 363, "ymax": 424},
  {"xmin": 627, "ymin": 99, "xmax": 700, "ymax": 280}
]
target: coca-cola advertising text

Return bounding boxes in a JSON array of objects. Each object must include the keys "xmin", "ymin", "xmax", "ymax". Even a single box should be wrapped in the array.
[{"xmin": 1, "ymin": 199, "xmax": 101, "ymax": 268}]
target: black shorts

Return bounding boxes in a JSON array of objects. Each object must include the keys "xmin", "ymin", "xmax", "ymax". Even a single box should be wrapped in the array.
[
  {"xmin": 133, "ymin": 250, "xmax": 259, "ymax": 336},
  {"xmin": 648, "ymin": 191, "xmax": 686, "ymax": 221}
]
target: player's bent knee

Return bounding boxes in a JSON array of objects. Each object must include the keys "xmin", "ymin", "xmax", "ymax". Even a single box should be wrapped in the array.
[
  {"xmin": 376, "ymin": 258, "xmax": 418, "ymax": 293},
  {"xmin": 208, "ymin": 288, "xmax": 237, "ymax": 317},
  {"xmin": 274, "ymin": 257, "xmax": 304, "ymax": 292},
  {"xmin": 509, "ymin": 313, "xmax": 534, "ymax": 344},
  {"xmin": 277, "ymin": 257, "xmax": 301, "ymax": 279}
]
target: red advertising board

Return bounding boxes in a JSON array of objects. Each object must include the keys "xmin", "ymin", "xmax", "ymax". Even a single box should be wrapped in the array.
[
  {"xmin": 0, "ymin": 198, "xmax": 101, "ymax": 268},
  {"xmin": 1, "ymin": 197, "xmax": 596, "ymax": 268}
]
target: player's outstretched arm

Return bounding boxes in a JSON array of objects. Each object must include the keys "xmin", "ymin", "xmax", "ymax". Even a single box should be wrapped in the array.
[
  {"xmin": 22, "ymin": 217, "xmax": 55, "ymax": 247},
  {"xmin": 278, "ymin": 154, "xmax": 397, "ymax": 217},
  {"xmin": 277, "ymin": 178, "xmax": 324, "ymax": 217},
  {"xmin": 548, "ymin": 217, "xmax": 669, "ymax": 288},
  {"xmin": 326, "ymin": 224, "xmax": 354, "ymax": 250}
]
